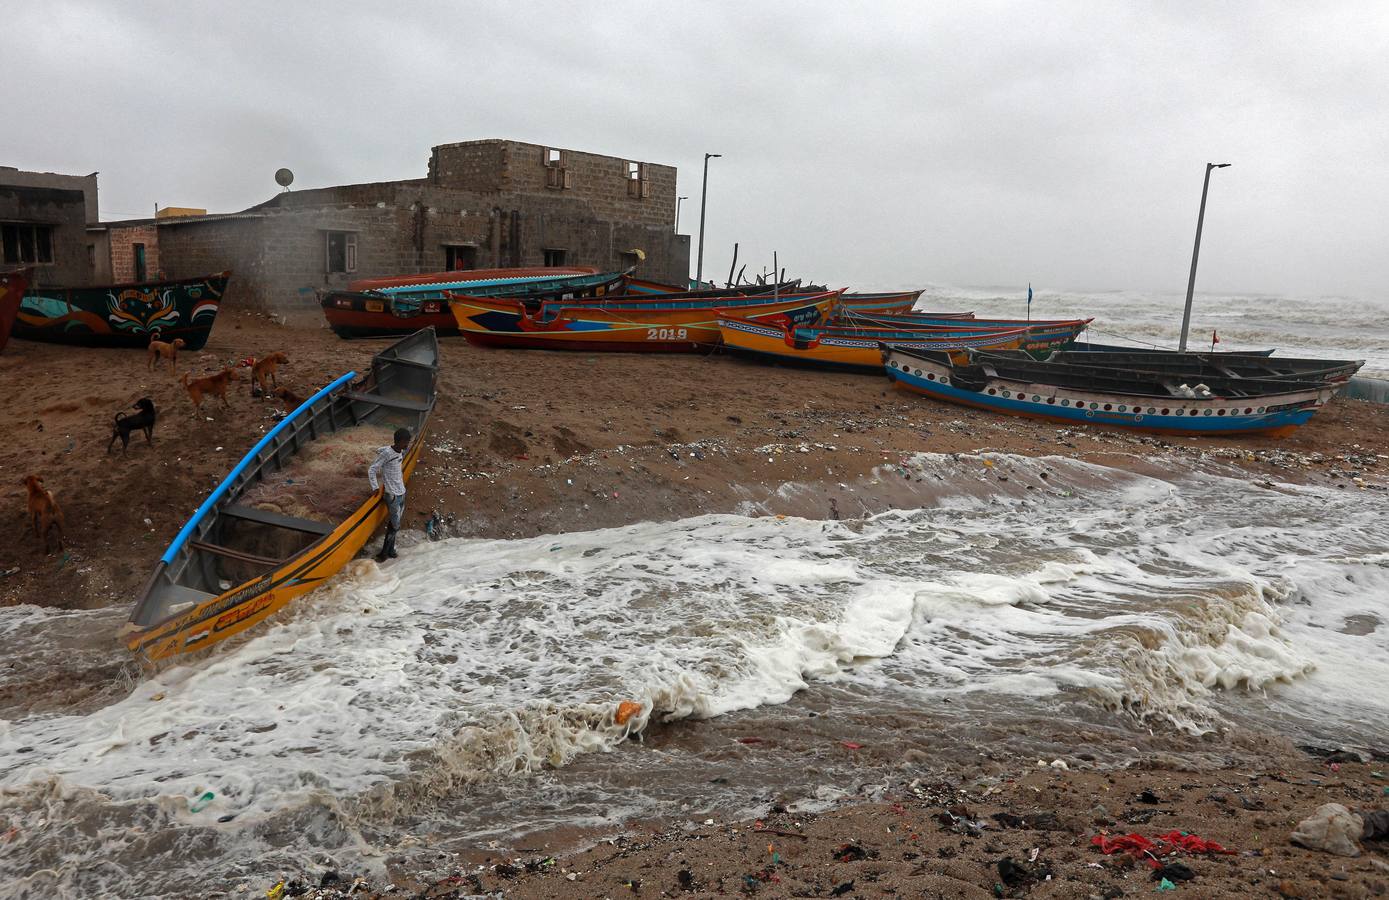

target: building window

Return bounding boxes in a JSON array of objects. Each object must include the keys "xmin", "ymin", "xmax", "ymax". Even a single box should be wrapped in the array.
[
  {"xmin": 626, "ymin": 161, "xmax": 650, "ymax": 199},
  {"xmin": 133, "ymin": 243, "xmax": 148, "ymax": 282},
  {"xmin": 1, "ymin": 223, "xmax": 55, "ymax": 265},
  {"xmin": 444, "ymin": 245, "xmax": 478, "ymax": 271},
  {"xmin": 325, "ymin": 231, "xmax": 357, "ymax": 274},
  {"xmin": 542, "ymin": 248, "xmax": 567, "ymax": 267},
  {"xmin": 543, "ymin": 147, "xmax": 571, "ymax": 189}
]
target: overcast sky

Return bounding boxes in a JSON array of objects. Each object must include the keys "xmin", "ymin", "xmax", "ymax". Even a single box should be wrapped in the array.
[{"xmin": 6, "ymin": 1, "xmax": 1388, "ymax": 298}]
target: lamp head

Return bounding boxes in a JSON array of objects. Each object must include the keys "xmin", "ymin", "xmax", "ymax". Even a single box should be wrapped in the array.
[
  {"xmin": 706, "ymin": 153, "xmax": 722, "ymax": 159},
  {"xmin": 1212, "ymin": 163, "xmax": 1231, "ymax": 168}
]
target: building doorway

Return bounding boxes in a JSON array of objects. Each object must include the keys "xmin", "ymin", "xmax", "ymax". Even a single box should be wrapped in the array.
[
  {"xmin": 444, "ymin": 245, "xmax": 478, "ymax": 271},
  {"xmin": 133, "ymin": 243, "xmax": 147, "ymax": 282}
]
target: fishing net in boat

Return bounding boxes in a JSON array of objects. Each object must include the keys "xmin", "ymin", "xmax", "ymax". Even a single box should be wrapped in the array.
[{"xmin": 238, "ymin": 424, "xmax": 398, "ymax": 523}]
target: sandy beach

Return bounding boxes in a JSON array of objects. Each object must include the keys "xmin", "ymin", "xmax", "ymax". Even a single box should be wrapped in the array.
[
  {"xmin": 3, "ymin": 311, "xmax": 1384, "ymax": 612},
  {"xmin": 2, "ymin": 315, "xmax": 1388, "ymax": 898}
]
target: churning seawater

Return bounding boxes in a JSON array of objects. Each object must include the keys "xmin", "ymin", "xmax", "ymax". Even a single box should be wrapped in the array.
[
  {"xmin": 884, "ymin": 283, "xmax": 1389, "ymax": 378},
  {"xmin": 2, "ymin": 454, "xmax": 1387, "ymax": 898}
]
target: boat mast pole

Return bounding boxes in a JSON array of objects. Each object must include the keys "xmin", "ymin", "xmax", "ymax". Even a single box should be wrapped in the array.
[
  {"xmin": 1178, "ymin": 162, "xmax": 1230, "ymax": 351},
  {"xmin": 695, "ymin": 153, "xmax": 720, "ymax": 287}
]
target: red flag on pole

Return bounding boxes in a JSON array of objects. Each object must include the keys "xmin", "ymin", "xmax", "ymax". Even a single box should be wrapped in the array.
[{"xmin": 1212, "ymin": 330, "xmax": 1220, "ymax": 345}]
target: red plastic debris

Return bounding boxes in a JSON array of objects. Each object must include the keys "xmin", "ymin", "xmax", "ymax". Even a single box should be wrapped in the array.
[
  {"xmin": 839, "ymin": 740, "xmax": 864, "ymax": 750},
  {"xmin": 1154, "ymin": 831, "xmax": 1234, "ymax": 855},
  {"xmin": 1092, "ymin": 830, "xmax": 1235, "ymax": 868},
  {"xmin": 1091, "ymin": 833, "xmax": 1157, "ymax": 857}
]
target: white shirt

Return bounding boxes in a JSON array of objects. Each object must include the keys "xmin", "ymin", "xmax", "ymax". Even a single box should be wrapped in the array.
[{"xmin": 368, "ymin": 445, "xmax": 406, "ymax": 495}]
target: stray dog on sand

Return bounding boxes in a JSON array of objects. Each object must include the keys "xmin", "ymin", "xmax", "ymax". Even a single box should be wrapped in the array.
[
  {"xmin": 24, "ymin": 474, "xmax": 65, "ymax": 553},
  {"xmin": 270, "ymin": 385, "xmax": 307, "ymax": 407},
  {"xmin": 108, "ymin": 397, "xmax": 157, "ymax": 452},
  {"xmin": 182, "ymin": 367, "xmax": 240, "ymax": 411},
  {"xmin": 250, "ymin": 352, "xmax": 288, "ymax": 397},
  {"xmin": 147, "ymin": 337, "xmax": 187, "ymax": 372}
]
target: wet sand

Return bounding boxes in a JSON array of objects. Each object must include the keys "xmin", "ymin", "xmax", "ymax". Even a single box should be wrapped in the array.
[
  {"xmin": 2, "ymin": 313, "xmax": 1388, "ymax": 896},
  {"xmin": 378, "ymin": 759, "xmax": 1389, "ymax": 900}
]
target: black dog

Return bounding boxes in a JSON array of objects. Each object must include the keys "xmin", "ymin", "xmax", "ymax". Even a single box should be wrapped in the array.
[{"xmin": 108, "ymin": 398, "xmax": 157, "ymax": 452}]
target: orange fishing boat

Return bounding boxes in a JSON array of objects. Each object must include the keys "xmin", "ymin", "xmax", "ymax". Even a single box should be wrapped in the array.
[
  {"xmin": 451, "ymin": 290, "xmax": 843, "ymax": 352},
  {"xmin": 836, "ymin": 289, "xmax": 925, "ymax": 315},
  {"xmin": 717, "ymin": 314, "xmax": 1089, "ymax": 372}
]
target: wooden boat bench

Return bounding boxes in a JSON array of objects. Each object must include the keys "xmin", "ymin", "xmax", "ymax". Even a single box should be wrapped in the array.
[
  {"xmin": 343, "ymin": 391, "xmax": 433, "ymax": 411},
  {"xmin": 189, "ymin": 540, "xmax": 284, "ymax": 568},
  {"xmin": 221, "ymin": 503, "xmax": 334, "ymax": 536}
]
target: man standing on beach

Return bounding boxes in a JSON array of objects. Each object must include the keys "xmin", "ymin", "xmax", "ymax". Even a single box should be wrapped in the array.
[{"xmin": 368, "ymin": 427, "xmax": 412, "ymax": 562}]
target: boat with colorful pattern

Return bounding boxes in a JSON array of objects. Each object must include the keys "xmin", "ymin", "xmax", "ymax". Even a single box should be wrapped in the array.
[{"xmin": 15, "ymin": 271, "xmax": 230, "ymax": 350}]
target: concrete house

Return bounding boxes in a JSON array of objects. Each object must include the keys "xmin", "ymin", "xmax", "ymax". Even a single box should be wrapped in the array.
[
  {"xmin": 0, "ymin": 167, "xmax": 107, "ymax": 286},
  {"xmin": 105, "ymin": 139, "xmax": 691, "ymax": 313}
]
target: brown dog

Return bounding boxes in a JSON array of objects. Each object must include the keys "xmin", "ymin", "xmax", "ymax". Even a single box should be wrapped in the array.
[
  {"xmin": 250, "ymin": 352, "xmax": 288, "ymax": 397},
  {"xmin": 24, "ymin": 475, "xmax": 65, "ymax": 553},
  {"xmin": 147, "ymin": 337, "xmax": 187, "ymax": 372},
  {"xmin": 182, "ymin": 367, "xmax": 241, "ymax": 411},
  {"xmin": 270, "ymin": 385, "xmax": 307, "ymax": 407}
]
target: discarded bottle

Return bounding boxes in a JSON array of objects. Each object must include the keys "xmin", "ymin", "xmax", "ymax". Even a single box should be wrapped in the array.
[{"xmin": 190, "ymin": 791, "xmax": 215, "ymax": 812}]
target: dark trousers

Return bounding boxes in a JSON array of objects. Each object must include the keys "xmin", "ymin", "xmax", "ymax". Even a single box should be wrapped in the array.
[{"xmin": 382, "ymin": 491, "xmax": 405, "ymax": 556}]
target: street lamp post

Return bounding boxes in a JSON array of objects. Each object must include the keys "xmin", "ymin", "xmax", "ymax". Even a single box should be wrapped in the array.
[
  {"xmin": 1178, "ymin": 162, "xmax": 1231, "ymax": 351},
  {"xmin": 695, "ymin": 153, "xmax": 720, "ymax": 286},
  {"xmin": 675, "ymin": 196, "xmax": 688, "ymax": 233}
]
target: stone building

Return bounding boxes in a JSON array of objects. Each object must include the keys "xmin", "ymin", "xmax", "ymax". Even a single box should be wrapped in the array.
[
  {"xmin": 0, "ymin": 166, "xmax": 107, "ymax": 286},
  {"xmin": 108, "ymin": 139, "xmax": 690, "ymax": 312}
]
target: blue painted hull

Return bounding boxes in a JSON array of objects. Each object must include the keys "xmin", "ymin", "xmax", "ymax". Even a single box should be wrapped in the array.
[{"xmin": 882, "ymin": 348, "xmax": 1331, "ymax": 436}]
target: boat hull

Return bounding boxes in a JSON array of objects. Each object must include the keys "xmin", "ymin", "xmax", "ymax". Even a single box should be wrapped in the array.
[
  {"xmin": 15, "ymin": 272, "xmax": 231, "ymax": 350},
  {"xmin": 0, "ymin": 268, "xmax": 30, "ymax": 353},
  {"xmin": 321, "ymin": 270, "xmax": 632, "ymax": 338},
  {"xmin": 321, "ymin": 295, "xmax": 459, "ymax": 338},
  {"xmin": 836, "ymin": 290, "xmax": 924, "ymax": 315},
  {"xmin": 452, "ymin": 291, "xmax": 841, "ymax": 352},
  {"xmin": 124, "ymin": 435, "xmax": 425, "ymax": 661},
  {"xmin": 124, "ymin": 329, "xmax": 438, "ymax": 662},
  {"xmin": 882, "ymin": 346, "xmax": 1332, "ymax": 437},
  {"xmin": 717, "ymin": 317, "xmax": 1086, "ymax": 372}
]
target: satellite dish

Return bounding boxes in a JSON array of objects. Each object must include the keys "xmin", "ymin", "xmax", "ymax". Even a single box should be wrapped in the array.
[{"xmin": 274, "ymin": 168, "xmax": 294, "ymax": 190}]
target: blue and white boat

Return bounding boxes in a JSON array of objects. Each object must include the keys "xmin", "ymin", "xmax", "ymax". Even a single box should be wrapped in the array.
[{"xmin": 880, "ymin": 343, "xmax": 1353, "ymax": 437}]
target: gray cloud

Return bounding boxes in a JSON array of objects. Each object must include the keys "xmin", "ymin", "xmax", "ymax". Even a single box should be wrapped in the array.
[{"xmin": 5, "ymin": 0, "xmax": 1386, "ymax": 296}]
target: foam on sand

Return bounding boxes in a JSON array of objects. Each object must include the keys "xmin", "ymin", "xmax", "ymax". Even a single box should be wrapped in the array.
[{"xmin": 1, "ymin": 452, "xmax": 1386, "ymax": 896}]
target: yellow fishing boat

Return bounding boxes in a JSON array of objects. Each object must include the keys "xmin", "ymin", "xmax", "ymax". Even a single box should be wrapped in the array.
[
  {"xmin": 716, "ymin": 315, "xmax": 1051, "ymax": 372},
  {"xmin": 122, "ymin": 328, "xmax": 438, "ymax": 662},
  {"xmin": 450, "ymin": 290, "xmax": 842, "ymax": 351}
]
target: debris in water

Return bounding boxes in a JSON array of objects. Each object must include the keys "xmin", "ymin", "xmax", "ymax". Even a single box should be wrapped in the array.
[{"xmin": 614, "ymin": 700, "xmax": 642, "ymax": 726}]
